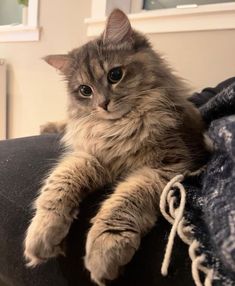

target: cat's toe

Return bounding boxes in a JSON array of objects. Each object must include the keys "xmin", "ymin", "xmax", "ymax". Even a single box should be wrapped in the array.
[
  {"xmin": 24, "ymin": 212, "xmax": 71, "ymax": 267},
  {"xmin": 84, "ymin": 222, "xmax": 140, "ymax": 285}
]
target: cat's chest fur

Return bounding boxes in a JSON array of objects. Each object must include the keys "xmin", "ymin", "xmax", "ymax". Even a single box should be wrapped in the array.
[{"xmin": 63, "ymin": 110, "xmax": 165, "ymax": 177}]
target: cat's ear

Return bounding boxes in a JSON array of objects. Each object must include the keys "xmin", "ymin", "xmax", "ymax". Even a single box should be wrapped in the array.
[
  {"xmin": 103, "ymin": 9, "xmax": 132, "ymax": 44},
  {"xmin": 43, "ymin": 55, "xmax": 71, "ymax": 74}
]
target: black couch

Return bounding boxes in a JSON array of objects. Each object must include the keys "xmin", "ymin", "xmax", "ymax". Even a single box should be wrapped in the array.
[{"xmin": 0, "ymin": 134, "xmax": 193, "ymax": 286}]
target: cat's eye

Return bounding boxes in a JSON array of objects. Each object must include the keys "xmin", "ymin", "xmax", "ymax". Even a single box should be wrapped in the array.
[
  {"xmin": 79, "ymin": 85, "xmax": 93, "ymax": 97},
  {"xmin": 108, "ymin": 67, "xmax": 123, "ymax": 84}
]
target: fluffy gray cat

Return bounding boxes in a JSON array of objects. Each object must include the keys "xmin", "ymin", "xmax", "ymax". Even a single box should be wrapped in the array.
[{"xmin": 24, "ymin": 9, "xmax": 208, "ymax": 286}]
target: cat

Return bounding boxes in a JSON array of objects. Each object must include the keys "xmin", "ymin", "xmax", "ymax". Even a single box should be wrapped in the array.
[{"xmin": 24, "ymin": 9, "xmax": 209, "ymax": 286}]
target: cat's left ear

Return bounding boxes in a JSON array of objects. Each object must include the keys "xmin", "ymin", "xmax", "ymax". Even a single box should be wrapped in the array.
[
  {"xmin": 43, "ymin": 55, "xmax": 71, "ymax": 74},
  {"xmin": 103, "ymin": 9, "xmax": 132, "ymax": 44}
]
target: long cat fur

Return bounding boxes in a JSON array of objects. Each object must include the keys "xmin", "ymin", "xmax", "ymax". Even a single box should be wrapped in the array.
[{"xmin": 24, "ymin": 9, "xmax": 208, "ymax": 286}]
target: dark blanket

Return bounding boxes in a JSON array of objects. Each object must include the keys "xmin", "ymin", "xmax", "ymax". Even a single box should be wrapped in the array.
[{"xmin": 186, "ymin": 78, "xmax": 235, "ymax": 285}]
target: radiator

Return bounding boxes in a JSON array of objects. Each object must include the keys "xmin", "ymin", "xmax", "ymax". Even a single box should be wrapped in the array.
[{"xmin": 0, "ymin": 59, "xmax": 7, "ymax": 140}]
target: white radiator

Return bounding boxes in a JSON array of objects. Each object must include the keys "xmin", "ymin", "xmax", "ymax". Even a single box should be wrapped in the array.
[{"xmin": 0, "ymin": 59, "xmax": 7, "ymax": 140}]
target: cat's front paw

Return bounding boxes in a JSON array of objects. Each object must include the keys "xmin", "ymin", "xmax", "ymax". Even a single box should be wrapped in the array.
[
  {"xmin": 24, "ymin": 211, "xmax": 72, "ymax": 267},
  {"xmin": 84, "ymin": 222, "xmax": 141, "ymax": 286}
]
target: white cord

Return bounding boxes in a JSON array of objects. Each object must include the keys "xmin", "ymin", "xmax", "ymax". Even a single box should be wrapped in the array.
[
  {"xmin": 160, "ymin": 177, "xmax": 186, "ymax": 276},
  {"xmin": 159, "ymin": 174, "xmax": 213, "ymax": 286}
]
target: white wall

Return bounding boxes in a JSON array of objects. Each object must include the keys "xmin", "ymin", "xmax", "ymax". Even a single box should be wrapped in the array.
[
  {"xmin": 0, "ymin": 1, "xmax": 91, "ymax": 138},
  {"xmin": 0, "ymin": 1, "xmax": 235, "ymax": 138},
  {"xmin": 149, "ymin": 29, "xmax": 235, "ymax": 91}
]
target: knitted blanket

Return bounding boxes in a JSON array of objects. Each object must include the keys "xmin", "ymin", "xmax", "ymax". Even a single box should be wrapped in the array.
[{"xmin": 184, "ymin": 78, "xmax": 235, "ymax": 285}]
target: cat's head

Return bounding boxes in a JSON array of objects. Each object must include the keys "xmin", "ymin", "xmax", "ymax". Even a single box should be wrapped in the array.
[{"xmin": 44, "ymin": 9, "xmax": 179, "ymax": 120}]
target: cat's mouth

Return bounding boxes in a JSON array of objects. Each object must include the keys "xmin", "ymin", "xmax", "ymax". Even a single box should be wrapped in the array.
[{"xmin": 94, "ymin": 105, "xmax": 132, "ymax": 120}]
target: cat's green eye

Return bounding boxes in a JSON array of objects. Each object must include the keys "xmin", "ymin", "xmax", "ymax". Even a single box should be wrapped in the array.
[
  {"xmin": 108, "ymin": 67, "xmax": 123, "ymax": 84},
  {"xmin": 79, "ymin": 85, "xmax": 93, "ymax": 97}
]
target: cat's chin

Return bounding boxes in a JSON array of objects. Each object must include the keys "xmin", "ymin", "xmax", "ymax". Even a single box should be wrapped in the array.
[{"xmin": 94, "ymin": 107, "xmax": 132, "ymax": 120}]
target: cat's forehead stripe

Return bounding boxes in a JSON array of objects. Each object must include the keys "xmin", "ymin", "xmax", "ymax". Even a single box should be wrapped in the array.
[
  {"xmin": 85, "ymin": 50, "xmax": 95, "ymax": 83},
  {"xmin": 75, "ymin": 46, "xmax": 106, "ymax": 84},
  {"xmin": 89, "ymin": 46, "xmax": 107, "ymax": 79},
  {"xmin": 90, "ymin": 58, "xmax": 104, "ymax": 79}
]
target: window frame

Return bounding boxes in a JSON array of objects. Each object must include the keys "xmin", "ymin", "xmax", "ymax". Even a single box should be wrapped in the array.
[
  {"xmin": 0, "ymin": 0, "xmax": 40, "ymax": 43},
  {"xmin": 85, "ymin": 1, "xmax": 235, "ymax": 37},
  {"xmin": 0, "ymin": 59, "xmax": 7, "ymax": 140}
]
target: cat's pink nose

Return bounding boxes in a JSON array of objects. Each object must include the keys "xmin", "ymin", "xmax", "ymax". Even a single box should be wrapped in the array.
[{"xmin": 98, "ymin": 99, "xmax": 110, "ymax": 111}]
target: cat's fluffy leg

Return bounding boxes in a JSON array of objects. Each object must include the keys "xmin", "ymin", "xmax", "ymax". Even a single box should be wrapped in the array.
[
  {"xmin": 85, "ymin": 167, "xmax": 172, "ymax": 286},
  {"xmin": 24, "ymin": 151, "xmax": 109, "ymax": 267}
]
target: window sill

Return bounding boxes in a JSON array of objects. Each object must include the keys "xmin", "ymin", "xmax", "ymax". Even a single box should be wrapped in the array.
[
  {"xmin": 85, "ymin": 3, "xmax": 235, "ymax": 37},
  {"xmin": 0, "ymin": 25, "xmax": 40, "ymax": 42}
]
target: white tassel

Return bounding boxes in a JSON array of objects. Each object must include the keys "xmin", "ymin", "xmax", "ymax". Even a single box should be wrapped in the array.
[{"xmin": 159, "ymin": 173, "xmax": 213, "ymax": 286}]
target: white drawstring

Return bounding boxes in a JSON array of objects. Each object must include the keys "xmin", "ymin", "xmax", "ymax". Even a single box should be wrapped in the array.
[
  {"xmin": 159, "ymin": 174, "xmax": 213, "ymax": 286},
  {"xmin": 160, "ymin": 175, "xmax": 185, "ymax": 276}
]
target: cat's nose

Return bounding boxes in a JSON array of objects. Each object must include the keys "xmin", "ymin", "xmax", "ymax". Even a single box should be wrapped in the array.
[{"xmin": 98, "ymin": 99, "xmax": 110, "ymax": 111}]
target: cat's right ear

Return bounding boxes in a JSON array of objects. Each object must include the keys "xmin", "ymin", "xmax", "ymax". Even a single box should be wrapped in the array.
[
  {"xmin": 103, "ymin": 9, "xmax": 132, "ymax": 44},
  {"xmin": 43, "ymin": 55, "xmax": 71, "ymax": 74}
]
